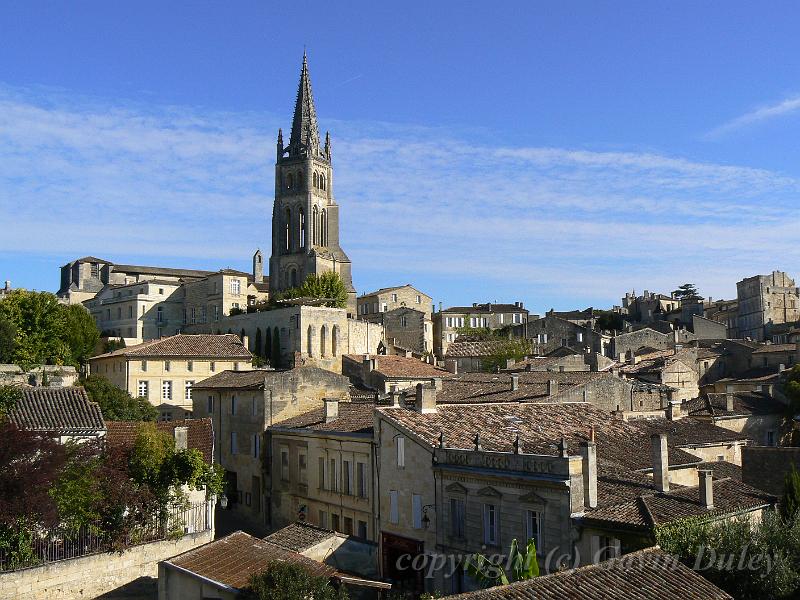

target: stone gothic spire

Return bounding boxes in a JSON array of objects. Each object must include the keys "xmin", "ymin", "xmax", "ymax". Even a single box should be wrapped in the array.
[{"xmin": 288, "ymin": 51, "xmax": 320, "ymax": 157}]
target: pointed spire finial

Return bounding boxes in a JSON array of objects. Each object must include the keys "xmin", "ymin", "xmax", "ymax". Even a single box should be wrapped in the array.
[{"xmin": 288, "ymin": 50, "xmax": 320, "ymax": 158}]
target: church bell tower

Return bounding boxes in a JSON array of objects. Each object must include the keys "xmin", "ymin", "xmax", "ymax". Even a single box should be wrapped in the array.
[{"xmin": 269, "ymin": 52, "xmax": 356, "ymax": 315}]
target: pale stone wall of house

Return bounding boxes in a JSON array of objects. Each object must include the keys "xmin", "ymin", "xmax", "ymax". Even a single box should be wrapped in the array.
[
  {"xmin": 159, "ymin": 563, "xmax": 236, "ymax": 600},
  {"xmin": 270, "ymin": 429, "xmax": 375, "ymax": 541},
  {"xmin": 711, "ymin": 415, "xmax": 782, "ymax": 446},
  {"xmin": 0, "ymin": 530, "xmax": 212, "ymax": 600},
  {"xmin": 660, "ymin": 359, "xmax": 699, "ymax": 401},
  {"xmin": 85, "ymin": 281, "xmax": 183, "ymax": 341},
  {"xmin": 358, "ymin": 286, "xmax": 433, "ymax": 321},
  {"xmin": 680, "ymin": 441, "xmax": 742, "ymax": 465}
]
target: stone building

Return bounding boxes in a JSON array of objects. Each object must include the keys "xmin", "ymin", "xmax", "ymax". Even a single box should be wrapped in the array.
[
  {"xmin": 610, "ymin": 326, "xmax": 695, "ymax": 360},
  {"xmin": 269, "ymin": 53, "xmax": 356, "ymax": 315},
  {"xmin": 736, "ymin": 270, "xmax": 800, "ymax": 341},
  {"xmin": 434, "ymin": 302, "xmax": 529, "ymax": 358},
  {"xmin": 191, "ymin": 366, "xmax": 350, "ymax": 532},
  {"xmin": 621, "ymin": 291, "xmax": 681, "ymax": 324},
  {"xmin": 527, "ymin": 314, "xmax": 611, "ymax": 356},
  {"xmin": 617, "ymin": 347, "xmax": 700, "ymax": 402},
  {"xmin": 686, "ymin": 391, "xmax": 786, "ymax": 447},
  {"xmin": 88, "ymin": 334, "xmax": 252, "ymax": 420},
  {"xmin": 269, "ymin": 399, "xmax": 377, "ymax": 540},
  {"xmin": 382, "ymin": 307, "xmax": 433, "ymax": 355},
  {"xmin": 185, "ymin": 304, "xmax": 384, "ymax": 374},
  {"xmin": 357, "ymin": 284, "xmax": 433, "ymax": 320},
  {"xmin": 342, "ymin": 354, "xmax": 448, "ymax": 393}
]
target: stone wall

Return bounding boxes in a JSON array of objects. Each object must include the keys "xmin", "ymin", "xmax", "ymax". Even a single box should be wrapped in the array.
[
  {"xmin": 611, "ymin": 327, "xmax": 694, "ymax": 359},
  {"xmin": 692, "ymin": 315, "xmax": 727, "ymax": 340},
  {"xmin": 742, "ymin": 446, "xmax": 800, "ymax": 495},
  {"xmin": 0, "ymin": 530, "xmax": 212, "ymax": 600}
]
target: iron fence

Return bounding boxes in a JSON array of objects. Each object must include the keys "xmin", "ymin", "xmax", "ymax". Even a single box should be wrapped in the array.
[{"xmin": 0, "ymin": 501, "xmax": 211, "ymax": 572}]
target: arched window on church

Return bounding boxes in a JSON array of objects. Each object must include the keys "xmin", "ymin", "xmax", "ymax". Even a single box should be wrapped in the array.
[
  {"xmin": 284, "ymin": 207, "xmax": 291, "ymax": 252},
  {"xmin": 307, "ymin": 325, "xmax": 314, "ymax": 357},
  {"xmin": 290, "ymin": 268, "xmax": 297, "ymax": 288},
  {"xmin": 297, "ymin": 171, "xmax": 303, "ymax": 189},
  {"xmin": 299, "ymin": 208, "xmax": 305, "ymax": 248},
  {"xmin": 320, "ymin": 325, "xmax": 327, "ymax": 358},
  {"xmin": 321, "ymin": 209, "xmax": 327, "ymax": 246},
  {"xmin": 331, "ymin": 325, "xmax": 339, "ymax": 357},
  {"xmin": 313, "ymin": 172, "xmax": 318, "ymax": 188},
  {"xmin": 287, "ymin": 172, "xmax": 293, "ymax": 190},
  {"xmin": 312, "ymin": 206, "xmax": 319, "ymax": 246},
  {"xmin": 320, "ymin": 173, "xmax": 326, "ymax": 191}
]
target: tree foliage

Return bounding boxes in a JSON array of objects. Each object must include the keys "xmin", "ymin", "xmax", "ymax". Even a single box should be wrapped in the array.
[
  {"xmin": 482, "ymin": 339, "xmax": 533, "ymax": 373},
  {"xmin": 656, "ymin": 511, "xmax": 800, "ymax": 599},
  {"xmin": 81, "ymin": 374, "xmax": 157, "ymax": 421},
  {"xmin": 282, "ymin": 272, "xmax": 348, "ymax": 308},
  {"xmin": 0, "ymin": 385, "xmax": 21, "ymax": 417},
  {"xmin": 0, "ymin": 290, "xmax": 100, "ymax": 368},
  {"xmin": 244, "ymin": 561, "xmax": 349, "ymax": 600},
  {"xmin": 594, "ymin": 310, "xmax": 624, "ymax": 332},
  {"xmin": 672, "ymin": 283, "xmax": 700, "ymax": 300},
  {"xmin": 782, "ymin": 465, "xmax": 800, "ymax": 524}
]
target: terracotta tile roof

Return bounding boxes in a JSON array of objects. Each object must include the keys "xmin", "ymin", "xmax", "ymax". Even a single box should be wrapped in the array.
[
  {"xmin": 445, "ymin": 547, "xmax": 732, "ymax": 599},
  {"xmin": 105, "ymin": 418, "xmax": 213, "ymax": 463},
  {"xmin": 345, "ymin": 354, "xmax": 448, "ymax": 378},
  {"xmin": 378, "ymin": 403, "xmax": 698, "ymax": 473},
  {"xmin": 688, "ymin": 392, "xmax": 786, "ymax": 418},
  {"xmin": 584, "ymin": 478, "xmax": 773, "ymax": 530},
  {"xmin": 263, "ymin": 522, "xmax": 337, "ymax": 553},
  {"xmin": 626, "ymin": 418, "xmax": 749, "ymax": 447},
  {"xmin": 697, "ymin": 461, "xmax": 742, "ymax": 481},
  {"xmin": 192, "ymin": 369, "xmax": 270, "ymax": 390},
  {"xmin": 91, "ymin": 334, "xmax": 252, "ymax": 360},
  {"xmin": 9, "ymin": 387, "xmax": 105, "ymax": 434},
  {"xmin": 433, "ymin": 372, "xmax": 608, "ymax": 404},
  {"xmin": 165, "ymin": 531, "xmax": 336, "ymax": 590},
  {"xmin": 751, "ymin": 343, "xmax": 797, "ymax": 354},
  {"xmin": 272, "ymin": 402, "xmax": 375, "ymax": 434},
  {"xmin": 360, "ymin": 284, "xmax": 428, "ymax": 298},
  {"xmin": 349, "ymin": 385, "xmax": 379, "ymax": 403}
]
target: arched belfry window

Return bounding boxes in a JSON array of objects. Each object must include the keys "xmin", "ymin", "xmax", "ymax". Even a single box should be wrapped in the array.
[
  {"xmin": 297, "ymin": 171, "xmax": 303, "ymax": 189},
  {"xmin": 320, "ymin": 173, "xmax": 326, "ymax": 191},
  {"xmin": 287, "ymin": 173, "xmax": 293, "ymax": 190},
  {"xmin": 284, "ymin": 207, "xmax": 291, "ymax": 252},
  {"xmin": 320, "ymin": 325, "xmax": 327, "ymax": 357},
  {"xmin": 290, "ymin": 268, "xmax": 297, "ymax": 288},
  {"xmin": 313, "ymin": 172, "xmax": 318, "ymax": 188},
  {"xmin": 299, "ymin": 207, "xmax": 306, "ymax": 248},
  {"xmin": 312, "ymin": 206, "xmax": 319, "ymax": 246},
  {"xmin": 321, "ymin": 209, "xmax": 327, "ymax": 247}
]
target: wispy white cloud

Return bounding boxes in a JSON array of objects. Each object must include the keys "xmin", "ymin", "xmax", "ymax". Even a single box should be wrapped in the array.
[
  {"xmin": 705, "ymin": 94, "xmax": 800, "ymax": 139},
  {"xmin": 0, "ymin": 84, "xmax": 798, "ymax": 310}
]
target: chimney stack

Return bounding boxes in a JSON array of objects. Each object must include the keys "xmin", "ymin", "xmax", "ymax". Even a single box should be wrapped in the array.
[
  {"xmin": 415, "ymin": 383, "xmax": 437, "ymax": 414},
  {"xmin": 324, "ymin": 398, "xmax": 339, "ymax": 423},
  {"xmin": 580, "ymin": 440, "xmax": 598, "ymax": 509},
  {"xmin": 3, "ymin": 280, "xmax": 9, "ymax": 291},
  {"xmin": 651, "ymin": 433, "xmax": 669, "ymax": 492},
  {"xmin": 431, "ymin": 377, "xmax": 443, "ymax": 392},
  {"xmin": 173, "ymin": 426, "xmax": 188, "ymax": 450},
  {"xmin": 698, "ymin": 469, "xmax": 714, "ymax": 509},
  {"xmin": 242, "ymin": 335, "xmax": 249, "ymax": 351},
  {"xmin": 666, "ymin": 399, "xmax": 682, "ymax": 421},
  {"xmin": 511, "ymin": 374, "xmax": 519, "ymax": 391},
  {"xmin": 363, "ymin": 355, "xmax": 375, "ymax": 372},
  {"xmin": 547, "ymin": 379, "xmax": 559, "ymax": 397},
  {"xmin": 444, "ymin": 359, "xmax": 458, "ymax": 374},
  {"xmin": 626, "ymin": 350, "xmax": 636, "ymax": 365},
  {"xmin": 725, "ymin": 393, "xmax": 735, "ymax": 412}
]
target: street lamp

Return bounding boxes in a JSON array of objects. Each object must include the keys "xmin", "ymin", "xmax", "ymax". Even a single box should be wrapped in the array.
[{"xmin": 219, "ymin": 494, "xmax": 229, "ymax": 509}]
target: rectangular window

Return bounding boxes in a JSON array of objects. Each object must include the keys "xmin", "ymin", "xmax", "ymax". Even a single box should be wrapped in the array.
[
  {"xmin": 128, "ymin": 306, "xmax": 133, "ymax": 318},
  {"xmin": 252, "ymin": 434, "xmax": 261, "ymax": 458},
  {"xmin": 230, "ymin": 279, "xmax": 241, "ymax": 295},
  {"xmin": 526, "ymin": 510, "xmax": 542, "ymax": 552},
  {"xmin": 200, "ymin": 306, "xmax": 207, "ymax": 324},
  {"xmin": 767, "ymin": 430, "xmax": 776, "ymax": 446},
  {"xmin": 331, "ymin": 513, "xmax": 340, "ymax": 532},
  {"xmin": 577, "ymin": 332, "xmax": 584, "ymax": 342},
  {"xmin": 210, "ymin": 361, "xmax": 215, "ymax": 372},
  {"xmin": 483, "ymin": 503, "xmax": 498, "ymax": 545},
  {"xmin": 182, "ymin": 309, "xmax": 187, "ymax": 325},
  {"xmin": 450, "ymin": 498, "xmax": 465, "ymax": 538},
  {"xmin": 357, "ymin": 520, "xmax": 368, "ymax": 539},
  {"xmin": 280, "ymin": 449, "xmax": 289, "ymax": 482},
  {"xmin": 396, "ymin": 436, "xmax": 405, "ymax": 468},
  {"xmin": 213, "ymin": 305, "xmax": 219, "ymax": 321},
  {"xmin": 299, "ymin": 452, "xmax": 308, "ymax": 485},
  {"xmin": 164, "ymin": 360, "xmax": 171, "ymax": 372},
  {"xmin": 319, "ymin": 510, "xmax": 328, "ymax": 529},
  {"xmin": 357, "ymin": 462, "xmax": 367, "ymax": 498},
  {"xmin": 190, "ymin": 307, "xmax": 196, "ymax": 325},
  {"xmin": 343, "ymin": 517, "xmax": 353, "ymax": 535},
  {"xmin": 187, "ymin": 360, "xmax": 193, "ymax": 372},
  {"xmin": 231, "ymin": 395, "xmax": 237, "ymax": 415},
  {"xmin": 141, "ymin": 360, "xmax": 147, "ymax": 372},
  {"xmin": 343, "ymin": 460, "xmax": 353, "ymax": 495},
  {"xmin": 499, "ymin": 313, "xmax": 504, "ymax": 324},
  {"xmin": 162, "ymin": 380, "xmax": 172, "ymax": 401},
  {"xmin": 230, "ymin": 432, "xmax": 238, "ymax": 454},
  {"xmin": 391, "ymin": 293, "xmax": 398, "ymax": 302},
  {"xmin": 330, "ymin": 458, "xmax": 338, "ymax": 492},
  {"xmin": 184, "ymin": 381, "xmax": 194, "ymax": 401},
  {"xmin": 207, "ymin": 395, "xmax": 214, "ymax": 413},
  {"xmin": 416, "ymin": 295, "xmax": 421, "ymax": 303},
  {"xmin": 137, "ymin": 381, "xmax": 148, "ymax": 398},
  {"xmin": 389, "ymin": 490, "xmax": 399, "ymax": 524},
  {"xmin": 318, "ymin": 457, "xmax": 325, "ymax": 490},
  {"xmin": 412, "ymin": 494, "xmax": 423, "ymax": 529}
]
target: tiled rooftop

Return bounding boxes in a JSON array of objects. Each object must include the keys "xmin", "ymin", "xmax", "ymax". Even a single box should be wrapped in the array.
[
  {"xmin": 105, "ymin": 418, "xmax": 213, "ymax": 463},
  {"xmin": 687, "ymin": 392, "xmax": 786, "ymax": 418},
  {"xmin": 9, "ymin": 386, "xmax": 105, "ymax": 434},
  {"xmin": 433, "ymin": 371, "xmax": 609, "ymax": 404},
  {"xmin": 444, "ymin": 547, "xmax": 732, "ymax": 599},
  {"xmin": 91, "ymin": 334, "xmax": 252, "ymax": 360},
  {"xmin": 444, "ymin": 339, "xmax": 533, "ymax": 359},
  {"xmin": 346, "ymin": 354, "xmax": 448, "ymax": 378},
  {"xmin": 263, "ymin": 522, "xmax": 337, "ymax": 553},
  {"xmin": 192, "ymin": 369, "xmax": 270, "ymax": 390},
  {"xmin": 166, "ymin": 531, "xmax": 336, "ymax": 589},
  {"xmin": 273, "ymin": 402, "xmax": 375, "ymax": 434},
  {"xmin": 626, "ymin": 417, "xmax": 749, "ymax": 447}
]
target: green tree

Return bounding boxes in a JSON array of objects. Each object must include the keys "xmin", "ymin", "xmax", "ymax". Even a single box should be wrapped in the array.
[
  {"xmin": 0, "ymin": 290, "xmax": 69, "ymax": 368},
  {"xmin": 81, "ymin": 374, "xmax": 158, "ymax": 421},
  {"xmin": 62, "ymin": 304, "xmax": 100, "ymax": 365},
  {"xmin": 49, "ymin": 443, "xmax": 104, "ymax": 529},
  {"xmin": 672, "ymin": 283, "xmax": 700, "ymax": 300},
  {"xmin": 284, "ymin": 272, "xmax": 348, "ymax": 308},
  {"xmin": 465, "ymin": 539, "xmax": 539, "ymax": 587},
  {"xmin": 0, "ymin": 318, "xmax": 16, "ymax": 363},
  {"xmin": 482, "ymin": 339, "xmax": 533, "ymax": 373},
  {"xmin": 244, "ymin": 561, "xmax": 349, "ymax": 600},
  {"xmin": 782, "ymin": 465, "xmax": 800, "ymax": 523},
  {"xmin": 0, "ymin": 385, "xmax": 21, "ymax": 417},
  {"xmin": 594, "ymin": 310, "xmax": 624, "ymax": 332}
]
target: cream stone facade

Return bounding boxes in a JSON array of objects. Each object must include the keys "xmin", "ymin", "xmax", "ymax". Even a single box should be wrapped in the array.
[
  {"xmin": 434, "ymin": 302, "xmax": 528, "ymax": 358},
  {"xmin": 737, "ymin": 271, "xmax": 800, "ymax": 341},
  {"xmin": 358, "ymin": 285, "xmax": 433, "ymax": 321},
  {"xmin": 88, "ymin": 334, "xmax": 252, "ymax": 420}
]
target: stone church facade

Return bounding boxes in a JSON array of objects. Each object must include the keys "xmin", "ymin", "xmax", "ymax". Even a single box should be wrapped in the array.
[{"xmin": 269, "ymin": 52, "xmax": 356, "ymax": 316}]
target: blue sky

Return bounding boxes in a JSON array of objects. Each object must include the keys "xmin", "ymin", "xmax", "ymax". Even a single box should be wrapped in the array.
[{"xmin": 1, "ymin": 2, "xmax": 800, "ymax": 314}]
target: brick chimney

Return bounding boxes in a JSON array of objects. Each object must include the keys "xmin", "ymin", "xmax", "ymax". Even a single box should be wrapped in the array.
[
  {"xmin": 173, "ymin": 426, "xmax": 188, "ymax": 451},
  {"xmin": 324, "ymin": 398, "xmax": 339, "ymax": 423},
  {"xmin": 242, "ymin": 335, "xmax": 249, "ymax": 351},
  {"xmin": 511, "ymin": 374, "xmax": 519, "ymax": 391},
  {"xmin": 362, "ymin": 355, "xmax": 375, "ymax": 372},
  {"xmin": 580, "ymin": 440, "xmax": 598, "ymax": 509},
  {"xmin": 698, "ymin": 469, "xmax": 714, "ymax": 509},
  {"xmin": 415, "ymin": 383, "xmax": 437, "ymax": 414},
  {"xmin": 626, "ymin": 350, "xmax": 637, "ymax": 365},
  {"xmin": 547, "ymin": 379, "xmax": 559, "ymax": 396},
  {"xmin": 651, "ymin": 433, "xmax": 669, "ymax": 492}
]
